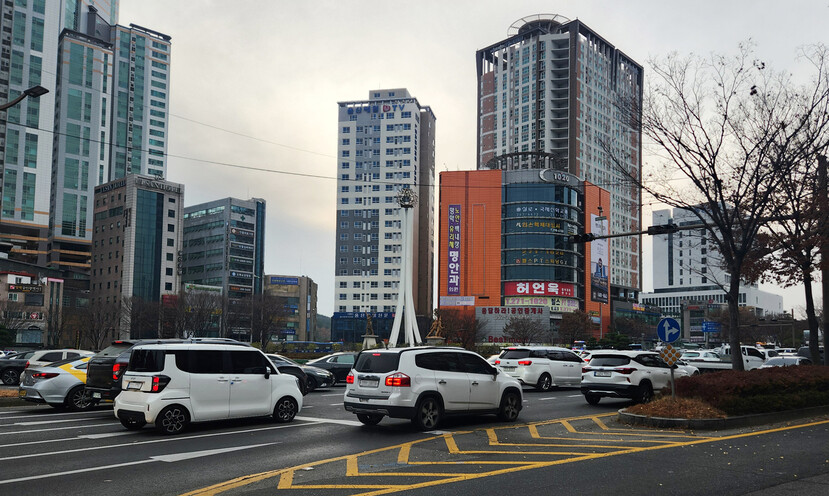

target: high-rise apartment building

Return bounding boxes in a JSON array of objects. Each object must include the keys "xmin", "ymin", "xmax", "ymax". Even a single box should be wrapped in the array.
[
  {"xmin": 476, "ymin": 15, "xmax": 643, "ymax": 302},
  {"xmin": 332, "ymin": 89, "xmax": 435, "ymax": 338},
  {"xmin": 263, "ymin": 275, "xmax": 318, "ymax": 342},
  {"xmin": 0, "ymin": 1, "xmax": 170, "ymax": 271},
  {"xmin": 91, "ymin": 174, "xmax": 184, "ymax": 339},
  {"xmin": 181, "ymin": 197, "xmax": 266, "ymax": 340}
]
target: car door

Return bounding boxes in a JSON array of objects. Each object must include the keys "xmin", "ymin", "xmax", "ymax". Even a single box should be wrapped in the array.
[
  {"xmin": 545, "ymin": 351, "xmax": 571, "ymax": 386},
  {"xmin": 636, "ymin": 354, "xmax": 670, "ymax": 389},
  {"xmin": 558, "ymin": 350, "xmax": 584, "ymax": 385},
  {"xmin": 431, "ymin": 352, "xmax": 470, "ymax": 413},
  {"xmin": 228, "ymin": 350, "xmax": 272, "ymax": 418},
  {"xmin": 458, "ymin": 352, "xmax": 499, "ymax": 410},
  {"xmin": 186, "ymin": 349, "xmax": 230, "ymax": 421}
]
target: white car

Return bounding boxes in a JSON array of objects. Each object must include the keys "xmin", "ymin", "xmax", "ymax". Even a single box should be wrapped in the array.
[
  {"xmin": 679, "ymin": 350, "xmax": 722, "ymax": 362},
  {"xmin": 673, "ymin": 359, "xmax": 700, "ymax": 376},
  {"xmin": 581, "ymin": 351, "xmax": 689, "ymax": 405},
  {"xmin": 495, "ymin": 346, "xmax": 584, "ymax": 391},
  {"xmin": 344, "ymin": 347, "xmax": 522, "ymax": 430},
  {"xmin": 114, "ymin": 342, "xmax": 303, "ymax": 434},
  {"xmin": 759, "ymin": 356, "xmax": 812, "ymax": 368}
]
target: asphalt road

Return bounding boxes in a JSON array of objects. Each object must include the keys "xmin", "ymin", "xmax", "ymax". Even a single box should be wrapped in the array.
[{"xmin": 1, "ymin": 385, "xmax": 827, "ymax": 495}]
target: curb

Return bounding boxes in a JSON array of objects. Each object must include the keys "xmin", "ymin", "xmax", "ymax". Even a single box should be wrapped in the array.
[
  {"xmin": 0, "ymin": 396, "xmax": 27, "ymax": 408},
  {"xmin": 617, "ymin": 404, "xmax": 829, "ymax": 430}
]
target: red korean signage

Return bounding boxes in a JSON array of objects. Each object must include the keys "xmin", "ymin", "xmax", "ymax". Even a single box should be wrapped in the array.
[{"xmin": 504, "ymin": 281, "xmax": 575, "ymax": 297}]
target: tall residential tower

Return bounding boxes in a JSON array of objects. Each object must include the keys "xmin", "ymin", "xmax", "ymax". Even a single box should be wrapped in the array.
[
  {"xmin": 332, "ymin": 89, "xmax": 435, "ymax": 342},
  {"xmin": 476, "ymin": 15, "xmax": 643, "ymax": 304}
]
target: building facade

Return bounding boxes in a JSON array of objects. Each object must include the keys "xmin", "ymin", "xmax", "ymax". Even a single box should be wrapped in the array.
[
  {"xmin": 181, "ymin": 197, "xmax": 266, "ymax": 340},
  {"xmin": 476, "ymin": 14, "xmax": 643, "ymax": 305},
  {"xmin": 263, "ymin": 275, "xmax": 318, "ymax": 342},
  {"xmin": 0, "ymin": 1, "xmax": 170, "ymax": 272},
  {"xmin": 90, "ymin": 174, "xmax": 183, "ymax": 339},
  {"xmin": 438, "ymin": 168, "xmax": 611, "ymax": 340},
  {"xmin": 640, "ymin": 207, "xmax": 784, "ymax": 343},
  {"xmin": 332, "ymin": 89, "xmax": 436, "ymax": 341}
]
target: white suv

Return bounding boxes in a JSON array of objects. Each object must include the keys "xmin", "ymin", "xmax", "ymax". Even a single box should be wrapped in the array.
[
  {"xmin": 580, "ymin": 351, "xmax": 689, "ymax": 405},
  {"xmin": 114, "ymin": 342, "xmax": 303, "ymax": 434},
  {"xmin": 495, "ymin": 346, "xmax": 585, "ymax": 391},
  {"xmin": 344, "ymin": 347, "xmax": 523, "ymax": 430}
]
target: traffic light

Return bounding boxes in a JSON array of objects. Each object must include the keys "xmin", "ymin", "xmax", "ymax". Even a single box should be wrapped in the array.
[
  {"xmin": 567, "ymin": 233, "xmax": 597, "ymax": 244},
  {"xmin": 647, "ymin": 224, "xmax": 680, "ymax": 235}
]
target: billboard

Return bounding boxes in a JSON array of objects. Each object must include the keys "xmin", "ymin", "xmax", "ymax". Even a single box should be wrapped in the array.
[
  {"xmin": 504, "ymin": 281, "xmax": 575, "ymax": 297},
  {"xmin": 504, "ymin": 296, "xmax": 579, "ymax": 313},
  {"xmin": 447, "ymin": 204, "xmax": 461, "ymax": 295},
  {"xmin": 477, "ymin": 306, "xmax": 550, "ymax": 344},
  {"xmin": 590, "ymin": 214, "xmax": 608, "ymax": 303}
]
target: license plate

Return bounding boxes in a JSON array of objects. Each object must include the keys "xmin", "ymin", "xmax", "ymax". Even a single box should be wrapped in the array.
[
  {"xmin": 594, "ymin": 371, "xmax": 612, "ymax": 377},
  {"xmin": 501, "ymin": 366, "xmax": 516, "ymax": 371},
  {"xmin": 127, "ymin": 382, "xmax": 142, "ymax": 390},
  {"xmin": 359, "ymin": 379, "xmax": 379, "ymax": 388},
  {"xmin": 92, "ymin": 392, "xmax": 102, "ymax": 399},
  {"xmin": 18, "ymin": 390, "xmax": 26, "ymax": 397}
]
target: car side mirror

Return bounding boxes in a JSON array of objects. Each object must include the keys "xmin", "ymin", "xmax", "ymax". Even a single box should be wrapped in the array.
[
  {"xmin": 491, "ymin": 367, "xmax": 498, "ymax": 379},
  {"xmin": 264, "ymin": 366, "xmax": 271, "ymax": 379}
]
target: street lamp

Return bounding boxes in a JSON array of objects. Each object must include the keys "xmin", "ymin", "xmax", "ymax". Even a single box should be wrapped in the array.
[
  {"xmin": 596, "ymin": 206, "xmax": 607, "ymax": 340},
  {"xmin": 388, "ymin": 187, "xmax": 422, "ymax": 347},
  {"xmin": 0, "ymin": 85, "xmax": 49, "ymax": 111}
]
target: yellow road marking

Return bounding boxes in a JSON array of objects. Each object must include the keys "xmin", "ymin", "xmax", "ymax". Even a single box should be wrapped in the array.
[{"xmin": 183, "ymin": 416, "xmax": 829, "ymax": 496}]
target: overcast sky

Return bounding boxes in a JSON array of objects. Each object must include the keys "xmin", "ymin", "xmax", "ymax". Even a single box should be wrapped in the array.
[{"xmin": 118, "ymin": 0, "xmax": 828, "ymax": 317}]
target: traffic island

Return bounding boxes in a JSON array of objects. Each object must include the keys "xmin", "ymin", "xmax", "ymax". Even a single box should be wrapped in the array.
[{"xmin": 618, "ymin": 404, "xmax": 829, "ymax": 430}]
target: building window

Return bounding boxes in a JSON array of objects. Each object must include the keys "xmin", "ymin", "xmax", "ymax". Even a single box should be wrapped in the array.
[
  {"xmin": 167, "ymin": 238, "xmax": 174, "ymax": 246},
  {"xmin": 165, "ymin": 283, "xmax": 173, "ymax": 291},
  {"xmin": 167, "ymin": 224, "xmax": 175, "ymax": 232},
  {"xmin": 168, "ymin": 209, "xmax": 175, "ymax": 218},
  {"xmin": 166, "ymin": 268, "xmax": 173, "ymax": 276}
]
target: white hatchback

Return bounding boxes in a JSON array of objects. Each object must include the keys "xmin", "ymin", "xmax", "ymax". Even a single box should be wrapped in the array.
[
  {"xmin": 495, "ymin": 346, "xmax": 584, "ymax": 391},
  {"xmin": 114, "ymin": 343, "xmax": 303, "ymax": 434}
]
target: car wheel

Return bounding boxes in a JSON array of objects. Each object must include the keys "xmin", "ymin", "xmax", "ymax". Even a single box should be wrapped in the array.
[
  {"xmin": 155, "ymin": 405, "xmax": 190, "ymax": 434},
  {"xmin": 65, "ymin": 385, "xmax": 95, "ymax": 412},
  {"xmin": 536, "ymin": 373, "xmax": 553, "ymax": 392},
  {"xmin": 306, "ymin": 376, "xmax": 317, "ymax": 392},
  {"xmin": 498, "ymin": 390, "xmax": 521, "ymax": 422},
  {"xmin": 412, "ymin": 396, "xmax": 442, "ymax": 430},
  {"xmin": 357, "ymin": 413, "xmax": 383, "ymax": 426},
  {"xmin": 273, "ymin": 396, "xmax": 298, "ymax": 423},
  {"xmin": 1, "ymin": 369, "xmax": 19, "ymax": 385},
  {"xmin": 635, "ymin": 382, "xmax": 654, "ymax": 404},
  {"xmin": 120, "ymin": 416, "xmax": 146, "ymax": 430},
  {"xmin": 585, "ymin": 394, "xmax": 601, "ymax": 405}
]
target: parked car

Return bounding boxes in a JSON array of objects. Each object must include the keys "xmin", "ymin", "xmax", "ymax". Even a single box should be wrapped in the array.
[
  {"xmin": 1, "ymin": 349, "xmax": 92, "ymax": 385},
  {"xmin": 797, "ymin": 346, "xmax": 825, "ymax": 363},
  {"xmin": 306, "ymin": 352, "xmax": 358, "ymax": 384},
  {"xmin": 760, "ymin": 356, "xmax": 813, "ymax": 368},
  {"xmin": 114, "ymin": 342, "xmax": 302, "ymax": 434},
  {"xmin": 494, "ymin": 346, "xmax": 584, "ymax": 391},
  {"xmin": 758, "ymin": 349, "xmax": 780, "ymax": 361},
  {"xmin": 344, "ymin": 347, "xmax": 522, "ymax": 430},
  {"xmin": 266, "ymin": 354, "xmax": 309, "ymax": 395},
  {"xmin": 18, "ymin": 355, "xmax": 98, "ymax": 410},
  {"xmin": 679, "ymin": 350, "xmax": 722, "ymax": 363},
  {"xmin": 673, "ymin": 359, "xmax": 700, "ymax": 376},
  {"xmin": 85, "ymin": 338, "xmax": 238, "ymax": 402},
  {"xmin": 267, "ymin": 354, "xmax": 334, "ymax": 392},
  {"xmin": 581, "ymin": 351, "xmax": 690, "ymax": 405}
]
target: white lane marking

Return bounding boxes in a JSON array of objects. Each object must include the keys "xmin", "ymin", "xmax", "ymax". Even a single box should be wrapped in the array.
[
  {"xmin": 14, "ymin": 417, "xmax": 108, "ymax": 426},
  {"xmin": 0, "ymin": 419, "xmax": 313, "ymax": 461},
  {"xmin": 296, "ymin": 416, "xmax": 363, "ymax": 427},
  {"xmin": 0, "ymin": 423, "xmax": 114, "ymax": 436},
  {"xmin": 330, "ymin": 403, "xmax": 344, "ymax": 406},
  {"xmin": 0, "ymin": 443, "xmax": 274, "ymax": 485},
  {"xmin": 322, "ymin": 393, "xmax": 344, "ymax": 397},
  {"xmin": 79, "ymin": 431, "xmax": 134, "ymax": 439},
  {"xmin": 0, "ymin": 410, "xmax": 113, "ymax": 421}
]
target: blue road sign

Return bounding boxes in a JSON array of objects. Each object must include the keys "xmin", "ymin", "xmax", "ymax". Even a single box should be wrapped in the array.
[
  {"xmin": 657, "ymin": 317, "xmax": 681, "ymax": 343},
  {"xmin": 702, "ymin": 321, "xmax": 722, "ymax": 333}
]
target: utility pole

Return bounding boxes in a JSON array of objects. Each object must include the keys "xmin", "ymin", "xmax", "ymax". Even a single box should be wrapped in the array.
[{"xmin": 819, "ymin": 155, "xmax": 829, "ymax": 365}]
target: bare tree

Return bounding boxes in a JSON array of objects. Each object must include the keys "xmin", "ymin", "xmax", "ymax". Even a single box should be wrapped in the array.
[
  {"xmin": 250, "ymin": 293, "xmax": 291, "ymax": 349},
  {"xmin": 77, "ymin": 302, "xmax": 121, "ymax": 351},
  {"xmin": 0, "ymin": 299, "xmax": 29, "ymax": 336},
  {"xmin": 184, "ymin": 290, "xmax": 223, "ymax": 338},
  {"xmin": 612, "ymin": 43, "xmax": 829, "ymax": 369},
  {"xmin": 503, "ymin": 316, "xmax": 545, "ymax": 345},
  {"xmin": 122, "ymin": 296, "xmax": 160, "ymax": 339},
  {"xmin": 559, "ymin": 311, "xmax": 593, "ymax": 346},
  {"xmin": 435, "ymin": 308, "xmax": 484, "ymax": 350}
]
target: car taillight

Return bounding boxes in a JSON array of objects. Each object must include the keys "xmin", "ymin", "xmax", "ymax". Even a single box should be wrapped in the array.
[
  {"xmin": 32, "ymin": 372, "xmax": 59, "ymax": 379},
  {"xmin": 614, "ymin": 368, "xmax": 637, "ymax": 375},
  {"xmin": 150, "ymin": 375, "xmax": 171, "ymax": 393},
  {"xmin": 385, "ymin": 372, "xmax": 410, "ymax": 387},
  {"xmin": 345, "ymin": 372, "xmax": 354, "ymax": 384},
  {"xmin": 24, "ymin": 361, "xmax": 30, "ymax": 369},
  {"xmin": 494, "ymin": 359, "xmax": 501, "ymax": 364},
  {"xmin": 112, "ymin": 362, "xmax": 126, "ymax": 381},
  {"xmin": 582, "ymin": 367, "xmax": 593, "ymax": 373},
  {"xmin": 518, "ymin": 360, "xmax": 532, "ymax": 366}
]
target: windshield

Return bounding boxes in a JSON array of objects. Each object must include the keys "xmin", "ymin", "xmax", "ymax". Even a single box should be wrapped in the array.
[
  {"xmin": 590, "ymin": 356, "xmax": 631, "ymax": 367},
  {"xmin": 500, "ymin": 349, "xmax": 531, "ymax": 359},
  {"xmin": 274, "ymin": 354, "xmax": 300, "ymax": 366}
]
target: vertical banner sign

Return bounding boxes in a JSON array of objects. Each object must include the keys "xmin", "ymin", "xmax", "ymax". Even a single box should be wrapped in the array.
[
  {"xmin": 590, "ymin": 214, "xmax": 608, "ymax": 303},
  {"xmin": 448, "ymin": 204, "xmax": 461, "ymax": 295}
]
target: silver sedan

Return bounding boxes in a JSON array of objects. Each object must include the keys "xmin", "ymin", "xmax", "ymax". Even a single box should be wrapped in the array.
[{"xmin": 18, "ymin": 355, "xmax": 97, "ymax": 411}]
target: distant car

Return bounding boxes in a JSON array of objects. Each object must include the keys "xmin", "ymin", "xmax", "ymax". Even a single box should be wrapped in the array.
[
  {"xmin": 1, "ymin": 349, "xmax": 92, "ymax": 386},
  {"xmin": 758, "ymin": 349, "xmax": 780, "ymax": 361},
  {"xmin": 18, "ymin": 356, "xmax": 99, "ymax": 411},
  {"xmin": 760, "ymin": 356, "xmax": 812, "ymax": 368},
  {"xmin": 673, "ymin": 359, "xmax": 700, "ymax": 376},
  {"xmin": 266, "ymin": 354, "xmax": 308, "ymax": 395},
  {"xmin": 494, "ymin": 346, "xmax": 584, "ymax": 390},
  {"xmin": 268, "ymin": 354, "xmax": 334, "ymax": 392},
  {"xmin": 679, "ymin": 350, "xmax": 722, "ymax": 363},
  {"xmin": 306, "ymin": 352, "xmax": 358, "ymax": 383},
  {"xmin": 486, "ymin": 354, "xmax": 501, "ymax": 365},
  {"xmin": 797, "ymin": 346, "xmax": 825, "ymax": 363}
]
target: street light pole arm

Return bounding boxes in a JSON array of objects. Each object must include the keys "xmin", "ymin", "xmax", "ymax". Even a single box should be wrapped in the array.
[{"xmin": 0, "ymin": 93, "xmax": 28, "ymax": 111}]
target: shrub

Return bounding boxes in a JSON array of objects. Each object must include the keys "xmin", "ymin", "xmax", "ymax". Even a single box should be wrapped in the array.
[{"xmin": 674, "ymin": 366, "xmax": 829, "ymax": 415}]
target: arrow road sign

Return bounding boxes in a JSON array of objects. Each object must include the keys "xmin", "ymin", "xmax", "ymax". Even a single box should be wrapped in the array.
[{"xmin": 657, "ymin": 317, "xmax": 681, "ymax": 343}]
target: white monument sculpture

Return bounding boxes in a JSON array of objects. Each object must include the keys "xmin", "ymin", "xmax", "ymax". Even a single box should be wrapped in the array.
[{"xmin": 387, "ymin": 187, "xmax": 423, "ymax": 347}]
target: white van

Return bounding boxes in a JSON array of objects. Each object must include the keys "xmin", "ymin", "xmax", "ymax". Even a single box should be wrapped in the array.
[
  {"xmin": 114, "ymin": 342, "xmax": 303, "ymax": 434},
  {"xmin": 714, "ymin": 345, "xmax": 765, "ymax": 370},
  {"xmin": 495, "ymin": 346, "xmax": 585, "ymax": 391}
]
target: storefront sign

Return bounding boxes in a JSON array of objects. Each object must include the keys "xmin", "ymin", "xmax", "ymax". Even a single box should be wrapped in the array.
[
  {"xmin": 447, "ymin": 204, "xmax": 461, "ymax": 295},
  {"xmin": 504, "ymin": 281, "xmax": 575, "ymax": 297}
]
